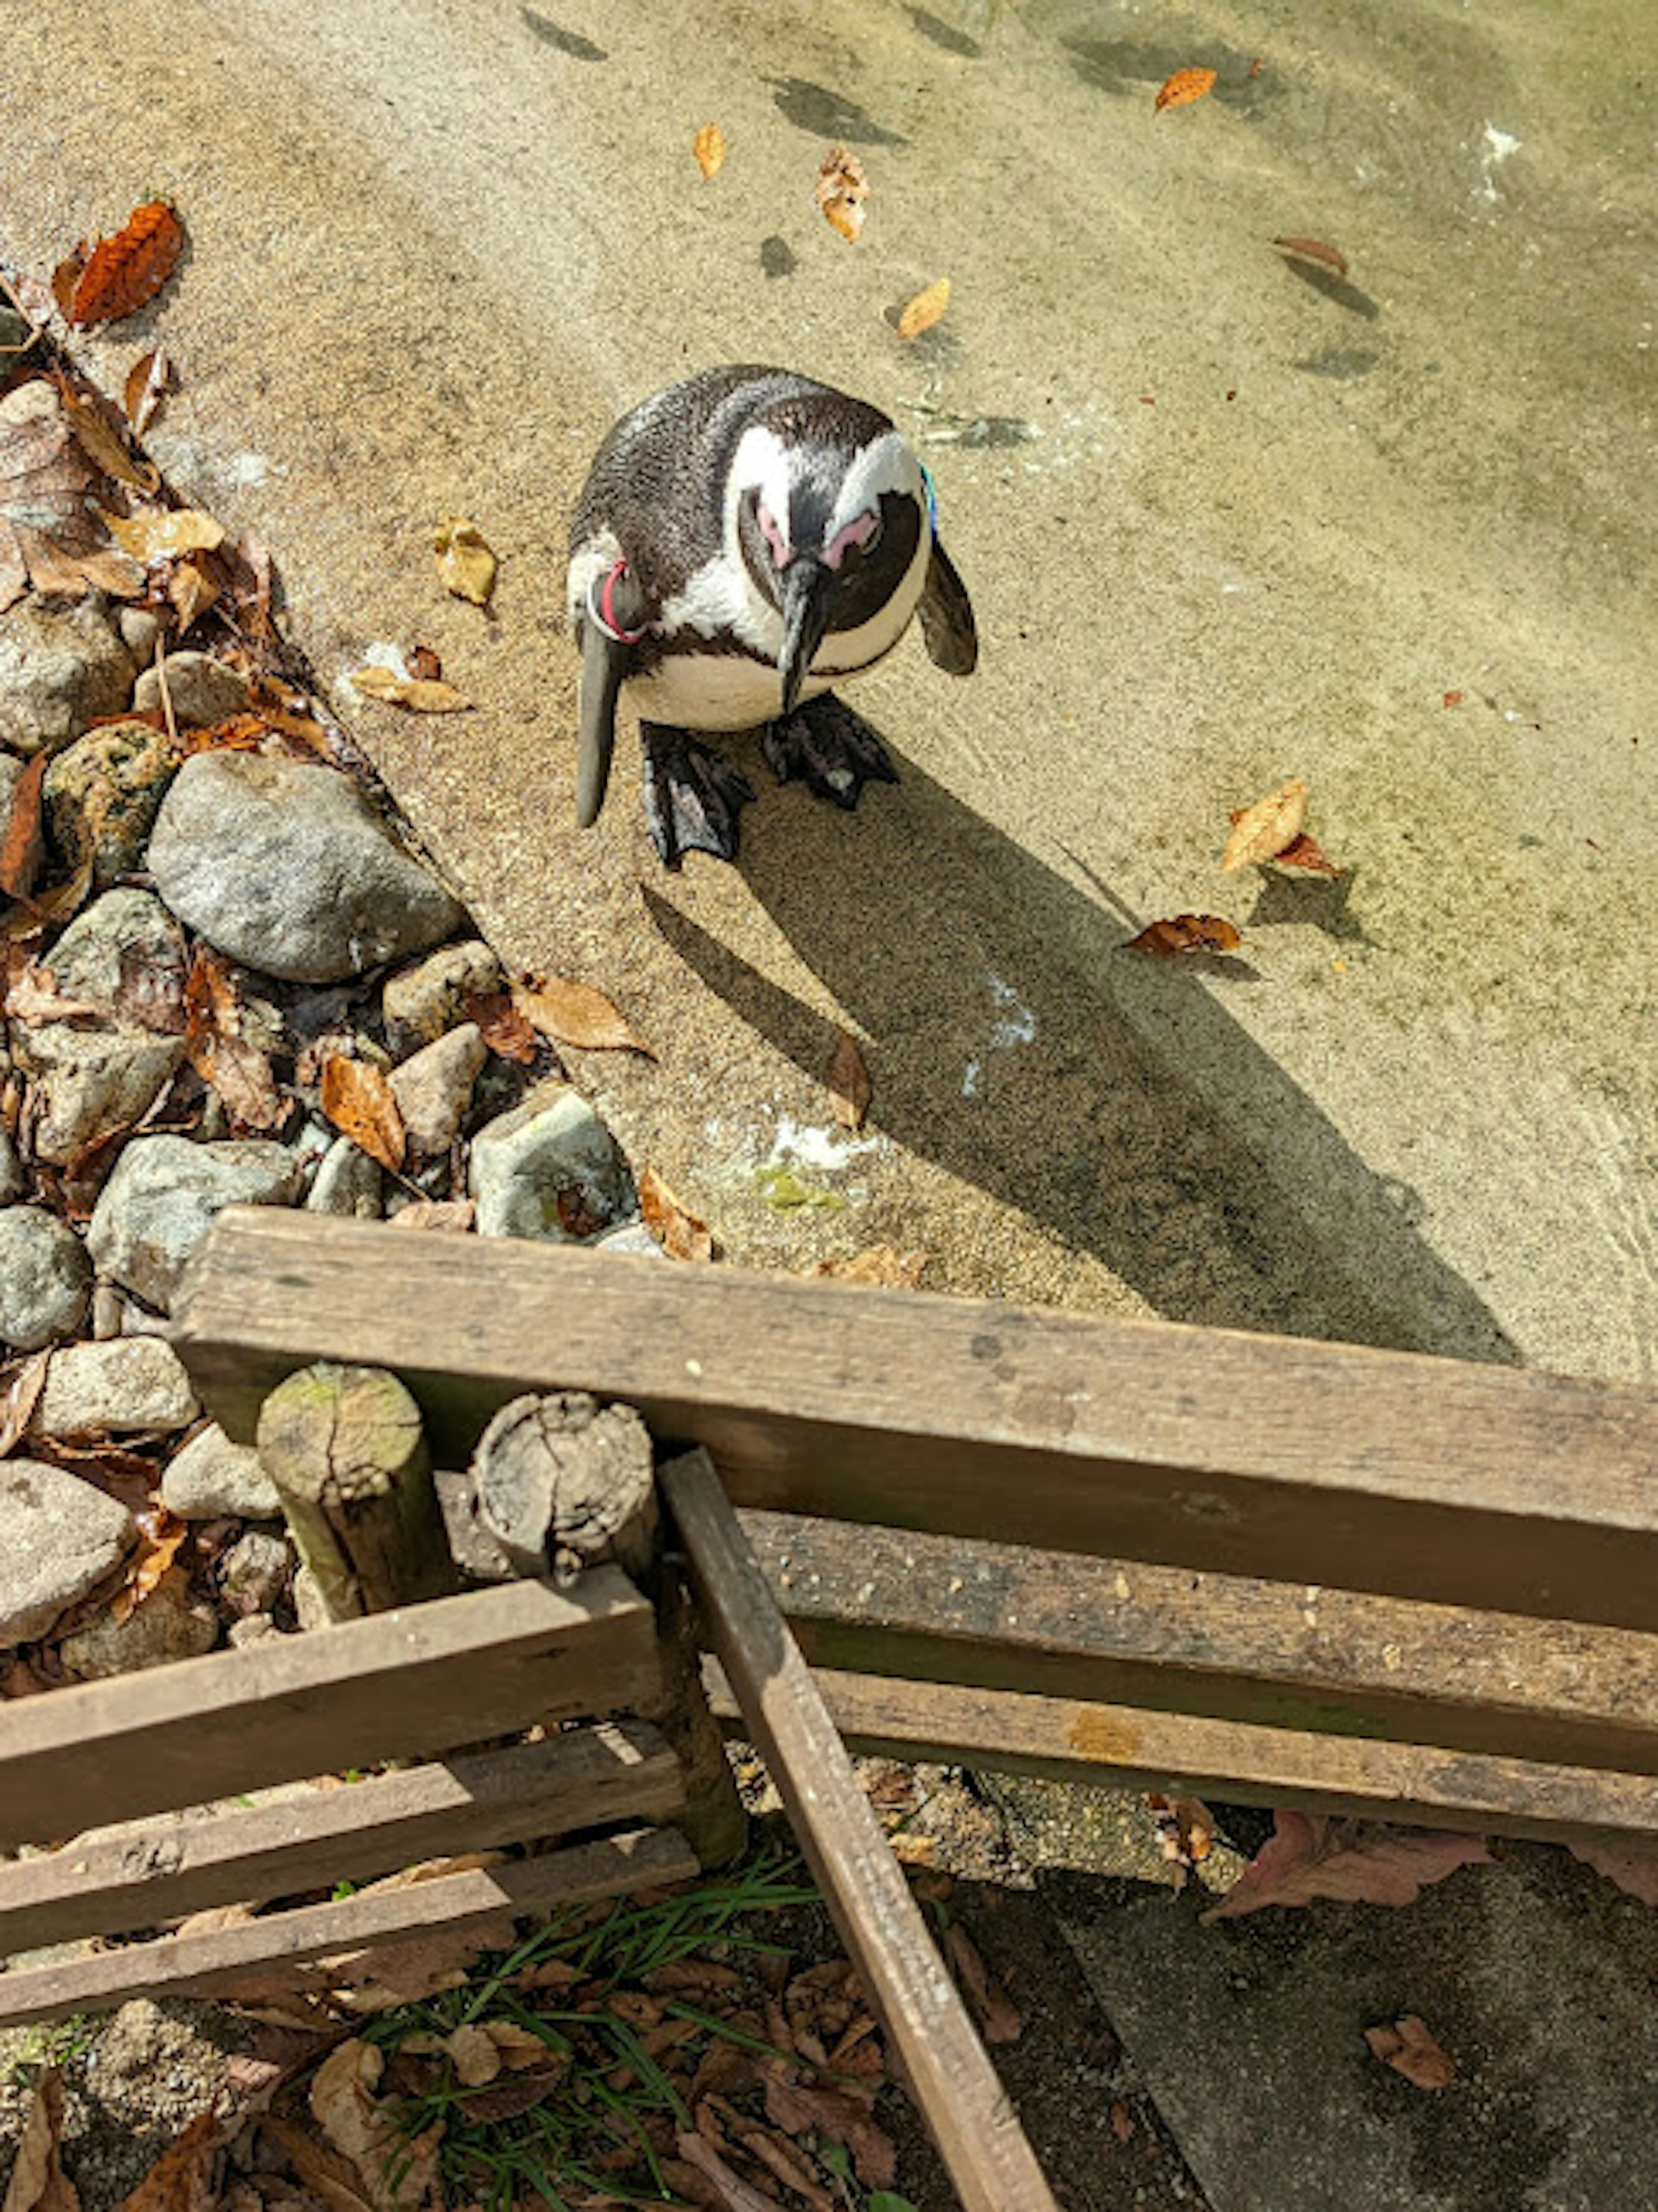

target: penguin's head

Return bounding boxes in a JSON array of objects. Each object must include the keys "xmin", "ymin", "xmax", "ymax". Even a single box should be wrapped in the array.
[{"xmin": 728, "ymin": 391, "xmax": 929, "ymax": 714}]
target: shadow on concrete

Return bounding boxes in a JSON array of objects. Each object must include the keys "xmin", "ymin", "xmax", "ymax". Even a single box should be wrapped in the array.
[{"xmin": 646, "ymin": 720, "xmax": 1515, "ymax": 1364}]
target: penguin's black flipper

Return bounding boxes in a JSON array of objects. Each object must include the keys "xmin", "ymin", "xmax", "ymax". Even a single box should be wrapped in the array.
[
  {"xmin": 918, "ymin": 538, "xmax": 978, "ymax": 677},
  {"xmin": 640, "ymin": 723, "xmax": 756, "ymax": 869},
  {"xmin": 575, "ymin": 563, "xmax": 651, "ymax": 829},
  {"xmin": 760, "ymin": 693, "xmax": 898, "ymax": 810}
]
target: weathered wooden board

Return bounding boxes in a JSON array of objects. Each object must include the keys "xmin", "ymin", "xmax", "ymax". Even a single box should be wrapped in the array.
[
  {"xmin": 663, "ymin": 1450, "xmax": 1060, "ymax": 2212},
  {"xmin": 0, "ymin": 1570, "xmax": 656, "ymax": 1852},
  {"xmin": 0, "ymin": 1720, "xmax": 682, "ymax": 1956},
  {"xmin": 174, "ymin": 1212, "xmax": 1658, "ymax": 1629},
  {"xmin": 0, "ymin": 1826, "xmax": 697, "ymax": 2031},
  {"xmin": 703, "ymin": 1664, "xmax": 1658, "ymax": 1847},
  {"xmin": 740, "ymin": 1512, "xmax": 1658, "ymax": 1775}
]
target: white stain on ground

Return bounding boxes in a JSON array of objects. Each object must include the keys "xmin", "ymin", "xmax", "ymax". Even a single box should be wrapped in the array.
[
  {"xmin": 766, "ymin": 1114, "xmax": 880, "ymax": 1169},
  {"xmin": 1476, "ymin": 123, "xmax": 1523, "ymax": 205},
  {"xmin": 963, "ymin": 973, "xmax": 1035, "ymax": 1097}
]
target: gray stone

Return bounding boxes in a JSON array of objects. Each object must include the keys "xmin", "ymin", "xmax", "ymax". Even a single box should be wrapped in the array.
[
  {"xmin": 0, "ymin": 1124, "xmax": 25, "ymax": 1205},
  {"xmin": 469, "ymin": 1079, "xmax": 636, "ymax": 1243},
  {"xmin": 0, "ymin": 749, "xmax": 19, "ymax": 829},
  {"xmin": 292, "ymin": 1563, "xmax": 328, "ymax": 1632},
  {"xmin": 161, "ymin": 1421, "xmax": 282, "ymax": 1519},
  {"xmin": 133, "ymin": 651, "xmax": 250, "ymax": 728},
  {"xmin": 218, "ymin": 1527, "xmax": 292, "ymax": 1614},
  {"xmin": 59, "ymin": 1583, "xmax": 218, "ymax": 1677},
  {"xmin": 86, "ymin": 1133, "xmax": 302, "ymax": 1310},
  {"xmin": 594, "ymin": 1220, "xmax": 667, "ymax": 1261},
  {"xmin": 117, "ymin": 606, "xmax": 161, "ymax": 661},
  {"xmin": 32, "ymin": 1336, "xmax": 200, "ymax": 1436},
  {"xmin": 0, "ymin": 594, "xmax": 137, "ymax": 756},
  {"xmin": 146, "ymin": 753, "xmax": 465, "ymax": 983},
  {"xmin": 0, "ymin": 1459, "xmax": 133, "ymax": 1644},
  {"xmin": 383, "ymin": 940, "xmax": 503, "ymax": 1044},
  {"xmin": 391, "ymin": 1021, "xmax": 486, "ymax": 1156},
  {"xmin": 44, "ymin": 719, "xmax": 179, "ymax": 884},
  {"xmin": 0, "ymin": 1206, "xmax": 92, "ymax": 1349},
  {"xmin": 45, "ymin": 886, "xmax": 184, "ymax": 1006},
  {"xmin": 0, "ymin": 379, "xmax": 59, "ymax": 427},
  {"xmin": 228, "ymin": 1611, "xmax": 278, "ymax": 1648},
  {"xmin": 91, "ymin": 1282, "xmax": 127, "ymax": 1338},
  {"xmin": 305, "ymin": 1133, "xmax": 383, "ymax": 1218}
]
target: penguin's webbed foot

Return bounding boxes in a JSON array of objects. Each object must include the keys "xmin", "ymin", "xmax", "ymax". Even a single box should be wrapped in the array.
[
  {"xmin": 760, "ymin": 693, "xmax": 898, "ymax": 812},
  {"xmin": 640, "ymin": 723, "xmax": 756, "ymax": 868}
]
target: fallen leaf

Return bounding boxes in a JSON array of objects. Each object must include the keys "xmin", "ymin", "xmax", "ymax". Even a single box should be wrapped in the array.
[
  {"xmin": 944, "ymin": 1923, "xmax": 1022, "ymax": 2043},
  {"xmin": 897, "ymin": 277, "xmax": 951, "ymax": 341},
  {"xmin": 1568, "ymin": 1835, "xmax": 1658, "ymax": 1907},
  {"xmin": 1202, "ymin": 1810, "xmax": 1490, "ymax": 1921},
  {"xmin": 1270, "ymin": 831, "xmax": 1341, "ymax": 876},
  {"xmin": 168, "ymin": 555, "xmax": 221, "ymax": 636},
  {"xmin": 1, "ymin": 754, "xmax": 49, "ymax": 905},
  {"xmin": 1221, "ymin": 777, "xmax": 1307, "ymax": 870},
  {"xmin": 889, "ymin": 1832, "xmax": 937, "ymax": 1867},
  {"xmin": 388, "ymin": 1199, "xmax": 476, "ymax": 1233},
  {"xmin": 104, "ymin": 508, "xmax": 225, "ymax": 563},
  {"xmin": 184, "ymin": 949, "xmax": 285, "ymax": 1131},
  {"xmin": 115, "ymin": 2111, "xmax": 222, "ymax": 2210},
  {"xmin": 406, "ymin": 644, "xmax": 443, "ymax": 683},
  {"xmin": 826, "ymin": 1029, "xmax": 871, "ymax": 1131},
  {"xmin": 677, "ymin": 2130, "xmax": 785, "ymax": 2212},
  {"xmin": 1147, "ymin": 1790, "xmax": 1217, "ymax": 1880},
  {"xmin": 1364, "ymin": 2014, "xmax": 1455, "ymax": 2091},
  {"xmin": 639, "ymin": 1162, "xmax": 714, "ymax": 1262},
  {"xmin": 1110, "ymin": 2099, "xmax": 1135, "ymax": 2143},
  {"xmin": 816, "ymin": 146, "xmax": 870, "ymax": 242},
  {"xmin": 320, "ymin": 1054, "xmax": 406, "ymax": 1173},
  {"xmin": 0, "ymin": 414, "xmax": 144, "ymax": 604},
  {"xmin": 1154, "ymin": 66, "xmax": 1217, "ymax": 112},
  {"xmin": 512, "ymin": 974, "xmax": 653, "ymax": 1055},
  {"xmin": 442, "ymin": 2022, "xmax": 502, "ymax": 2087},
  {"xmin": 464, "ymin": 987, "xmax": 539, "ymax": 1063},
  {"xmin": 1124, "ymin": 914, "xmax": 1242, "ymax": 957},
  {"xmin": 0, "ymin": 1351, "xmax": 52, "ymax": 1460},
  {"xmin": 694, "ymin": 123, "xmax": 728, "ymax": 179},
  {"xmin": 309, "ymin": 2039, "xmax": 443, "ymax": 2211},
  {"xmin": 259, "ymin": 2117, "xmax": 377, "ymax": 2212},
  {"xmin": 763, "ymin": 2077, "xmax": 895, "ymax": 2190},
  {"xmin": 111, "ymin": 1509, "xmax": 190, "ymax": 1624},
  {"xmin": 810, "ymin": 1247, "xmax": 927, "ymax": 1290},
  {"xmin": 2, "ymin": 2066, "xmax": 79, "ymax": 2212},
  {"xmin": 432, "ymin": 516, "xmax": 497, "ymax": 608},
  {"xmin": 2, "ymin": 953, "xmax": 101, "ymax": 1024},
  {"xmin": 349, "ymin": 665, "xmax": 469, "ymax": 712},
  {"xmin": 123, "ymin": 348, "xmax": 176, "ymax": 437},
  {"xmin": 57, "ymin": 382, "xmax": 159, "ymax": 493},
  {"xmin": 455, "ymin": 2058, "xmax": 568, "ymax": 2123},
  {"xmin": 1272, "ymin": 235, "xmax": 1349, "ymax": 279},
  {"xmin": 65, "ymin": 201, "xmax": 185, "ymax": 325}
]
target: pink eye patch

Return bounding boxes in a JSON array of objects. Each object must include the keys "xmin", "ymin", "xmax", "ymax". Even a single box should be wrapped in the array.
[
  {"xmin": 757, "ymin": 503, "xmax": 791, "ymax": 566},
  {"xmin": 823, "ymin": 509, "xmax": 877, "ymax": 569}
]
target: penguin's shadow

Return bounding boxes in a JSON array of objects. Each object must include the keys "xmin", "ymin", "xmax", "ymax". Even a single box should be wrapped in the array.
[{"xmin": 644, "ymin": 721, "xmax": 1516, "ymax": 1363}]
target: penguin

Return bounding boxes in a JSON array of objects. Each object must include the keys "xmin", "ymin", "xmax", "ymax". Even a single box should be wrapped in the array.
[{"xmin": 567, "ymin": 365, "xmax": 977, "ymax": 867}]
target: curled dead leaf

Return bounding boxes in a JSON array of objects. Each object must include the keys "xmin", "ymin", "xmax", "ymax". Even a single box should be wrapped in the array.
[
  {"xmin": 114, "ymin": 2108, "xmax": 223, "ymax": 2209},
  {"xmin": 64, "ymin": 200, "xmax": 184, "ymax": 326},
  {"xmin": 945, "ymin": 1922, "xmax": 1022, "ymax": 2043},
  {"xmin": 320, "ymin": 1054, "xmax": 406, "ymax": 1174},
  {"xmin": 1, "ymin": 754, "xmax": 49, "ymax": 905},
  {"xmin": 57, "ymin": 382, "xmax": 159, "ymax": 493},
  {"xmin": 1202, "ymin": 1810, "xmax": 1490, "ymax": 1921},
  {"xmin": 104, "ymin": 507, "xmax": 225, "ymax": 563},
  {"xmin": 349, "ymin": 665, "xmax": 469, "ymax": 712},
  {"xmin": 512, "ymin": 974, "xmax": 653, "ymax": 1055},
  {"xmin": 1364, "ymin": 2014, "xmax": 1455, "ymax": 2091},
  {"xmin": 184, "ymin": 949, "xmax": 285, "ymax": 1131},
  {"xmin": 639, "ymin": 1162, "xmax": 714, "ymax": 1262},
  {"xmin": 5, "ymin": 2066, "xmax": 79, "ymax": 2212},
  {"xmin": 897, "ymin": 276, "xmax": 951, "ymax": 340},
  {"xmin": 433, "ymin": 516, "xmax": 497, "ymax": 608},
  {"xmin": 1273, "ymin": 235, "xmax": 1349, "ymax": 279},
  {"xmin": 826, "ymin": 1028, "xmax": 872, "ymax": 1131},
  {"xmin": 309, "ymin": 2039, "xmax": 443, "ymax": 2210},
  {"xmin": 1154, "ymin": 66, "xmax": 1217, "ymax": 112},
  {"xmin": 1124, "ymin": 914, "xmax": 1242, "ymax": 958},
  {"xmin": 811, "ymin": 1246, "xmax": 927, "ymax": 1290},
  {"xmin": 816, "ymin": 146, "xmax": 870, "ymax": 242},
  {"xmin": 694, "ymin": 123, "xmax": 728, "ymax": 178},
  {"xmin": 123, "ymin": 348, "xmax": 177, "ymax": 437},
  {"xmin": 1271, "ymin": 830, "xmax": 1341, "ymax": 877},
  {"xmin": 1221, "ymin": 777, "xmax": 1307, "ymax": 870}
]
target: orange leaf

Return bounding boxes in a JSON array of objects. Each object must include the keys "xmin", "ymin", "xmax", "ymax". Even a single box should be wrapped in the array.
[
  {"xmin": 816, "ymin": 146, "xmax": 870, "ymax": 242},
  {"xmin": 811, "ymin": 1246, "xmax": 927, "ymax": 1290},
  {"xmin": 1273, "ymin": 235, "xmax": 1349, "ymax": 278},
  {"xmin": 1154, "ymin": 65, "xmax": 1217, "ymax": 112},
  {"xmin": 826, "ymin": 1029, "xmax": 871, "ymax": 1131},
  {"xmin": 184, "ymin": 949, "xmax": 285, "ymax": 1131},
  {"xmin": 167, "ymin": 554, "xmax": 221, "ymax": 636},
  {"xmin": 693, "ymin": 123, "xmax": 727, "ymax": 179},
  {"xmin": 1221, "ymin": 777, "xmax": 1307, "ymax": 870},
  {"xmin": 1271, "ymin": 830, "xmax": 1342, "ymax": 877},
  {"xmin": 67, "ymin": 200, "xmax": 185, "ymax": 326},
  {"xmin": 349, "ymin": 665, "xmax": 469, "ymax": 712},
  {"xmin": 638, "ymin": 1163, "xmax": 713, "ymax": 1262},
  {"xmin": 0, "ymin": 753, "xmax": 48, "ymax": 903},
  {"xmin": 1124, "ymin": 914, "xmax": 1241, "ymax": 957},
  {"xmin": 897, "ymin": 277, "xmax": 951, "ymax": 340},
  {"xmin": 1364, "ymin": 2015, "xmax": 1455, "ymax": 2091},
  {"xmin": 112, "ymin": 1512, "xmax": 189, "ymax": 1624},
  {"xmin": 320, "ymin": 1054, "xmax": 405, "ymax": 1172},
  {"xmin": 513, "ymin": 975, "xmax": 653, "ymax": 1056}
]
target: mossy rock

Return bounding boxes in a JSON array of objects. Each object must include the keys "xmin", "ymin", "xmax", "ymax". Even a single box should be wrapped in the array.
[{"xmin": 44, "ymin": 718, "xmax": 179, "ymax": 884}]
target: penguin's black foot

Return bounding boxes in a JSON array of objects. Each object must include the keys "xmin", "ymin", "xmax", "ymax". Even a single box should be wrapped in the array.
[
  {"xmin": 760, "ymin": 693, "xmax": 899, "ymax": 812},
  {"xmin": 640, "ymin": 723, "xmax": 756, "ymax": 869}
]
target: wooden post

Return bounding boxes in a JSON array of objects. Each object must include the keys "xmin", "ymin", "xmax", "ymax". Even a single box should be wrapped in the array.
[
  {"xmin": 470, "ymin": 1392, "xmax": 747, "ymax": 1867},
  {"xmin": 256, "ymin": 1361, "xmax": 458, "ymax": 1619}
]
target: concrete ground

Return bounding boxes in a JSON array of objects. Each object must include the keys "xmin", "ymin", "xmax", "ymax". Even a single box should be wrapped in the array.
[{"xmin": 3, "ymin": 0, "xmax": 1654, "ymax": 2200}]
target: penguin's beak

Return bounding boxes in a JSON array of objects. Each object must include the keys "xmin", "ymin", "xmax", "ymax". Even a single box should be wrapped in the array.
[{"xmin": 777, "ymin": 557, "xmax": 833, "ymax": 716}]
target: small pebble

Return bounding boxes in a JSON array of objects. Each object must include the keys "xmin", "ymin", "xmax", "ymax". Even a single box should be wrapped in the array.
[
  {"xmin": 32, "ymin": 1336, "xmax": 201, "ymax": 1436},
  {"xmin": 162, "ymin": 1422, "xmax": 282, "ymax": 1519}
]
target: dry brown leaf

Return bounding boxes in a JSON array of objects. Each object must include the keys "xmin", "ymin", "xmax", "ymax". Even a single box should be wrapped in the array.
[
  {"xmin": 168, "ymin": 554, "xmax": 221, "ymax": 636},
  {"xmin": 1147, "ymin": 1790, "xmax": 1217, "ymax": 1880},
  {"xmin": 432, "ymin": 516, "xmax": 497, "ymax": 608},
  {"xmin": 320, "ymin": 1054, "xmax": 405, "ymax": 1173},
  {"xmin": 1203, "ymin": 1810, "xmax": 1490, "ymax": 1921},
  {"xmin": 826, "ymin": 1029, "xmax": 871, "ymax": 1131},
  {"xmin": 897, "ymin": 276, "xmax": 951, "ymax": 340},
  {"xmin": 1154, "ymin": 65, "xmax": 1217, "ymax": 112},
  {"xmin": 349, "ymin": 665, "xmax": 469, "ymax": 713},
  {"xmin": 111, "ymin": 1511, "xmax": 190, "ymax": 1624},
  {"xmin": 815, "ymin": 146, "xmax": 870, "ymax": 242},
  {"xmin": 104, "ymin": 508, "xmax": 225, "ymax": 563},
  {"xmin": 124, "ymin": 348, "xmax": 176, "ymax": 437},
  {"xmin": 1, "ymin": 753, "xmax": 48, "ymax": 905},
  {"xmin": 0, "ymin": 414, "xmax": 144, "ymax": 604},
  {"xmin": 638, "ymin": 1161, "xmax": 714, "ymax": 1262},
  {"xmin": 259, "ymin": 2117, "xmax": 378, "ymax": 2212},
  {"xmin": 1110, "ymin": 2098, "xmax": 1135, "ymax": 2142},
  {"xmin": 1271, "ymin": 831, "xmax": 1341, "ymax": 877},
  {"xmin": 694, "ymin": 123, "xmax": 728, "ymax": 179},
  {"xmin": 464, "ymin": 987, "xmax": 539, "ymax": 1063},
  {"xmin": 762, "ymin": 2077, "xmax": 894, "ymax": 2190},
  {"xmin": 184, "ymin": 949, "xmax": 285, "ymax": 1131},
  {"xmin": 1221, "ymin": 777, "xmax": 1307, "ymax": 870},
  {"xmin": 57, "ymin": 383, "xmax": 159, "ymax": 493},
  {"xmin": 1568, "ymin": 1835, "xmax": 1658, "ymax": 1906},
  {"xmin": 2, "ymin": 954, "xmax": 101, "ymax": 1024},
  {"xmin": 0, "ymin": 1351, "xmax": 52, "ymax": 1461},
  {"xmin": 1273, "ymin": 235, "xmax": 1349, "ymax": 278},
  {"xmin": 1364, "ymin": 2014, "xmax": 1455, "ymax": 2091},
  {"xmin": 513, "ymin": 974, "xmax": 653, "ymax": 1055},
  {"xmin": 677, "ymin": 2131, "xmax": 786, "ymax": 2212},
  {"xmin": 810, "ymin": 1246, "xmax": 927, "ymax": 1290},
  {"xmin": 443, "ymin": 2022, "xmax": 502, "ymax": 2087},
  {"xmin": 2, "ymin": 2066, "xmax": 79, "ymax": 2212},
  {"xmin": 944, "ymin": 1922, "xmax": 1022, "ymax": 2043},
  {"xmin": 65, "ymin": 201, "xmax": 184, "ymax": 325},
  {"xmin": 1124, "ymin": 914, "xmax": 1242, "ymax": 958},
  {"xmin": 114, "ymin": 2111, "xmax": 223, "ymax": 2211},
  {"xmin": 310, "ymin": 2039, "xmax": 444, "ymax": 2211},
  {"xmin": 388, "ymin": 1199, "xmax": 476, "ymax": 1234}
]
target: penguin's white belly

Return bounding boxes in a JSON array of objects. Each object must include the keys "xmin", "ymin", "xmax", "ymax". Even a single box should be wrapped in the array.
[{"xmin": 625, "ymin": 653, "xmax": 823, "ymax": 731}]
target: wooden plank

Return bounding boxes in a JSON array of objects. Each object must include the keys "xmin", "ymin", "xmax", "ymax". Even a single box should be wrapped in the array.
[
  {"xmin": 740, "ymin": 1512, "xmax": 1658, "ymax": 1775},
  {"xmin": 0, "ymin": 1570, "xmax": 655, "ymax": 1852},
  {"xmin": 703, "ymin": 1665, "xmax": 1658, "ymax": 1848},
  {"xmin": 174, "ymin": 1212, "xmax": 1658, "ymax": 1630},
  {"xmin": 0, "ymin": 1720, "xmax": 682, "ymax": 1956},
  {"xmin": 662, "ymin": 1449, "xmax": 1059, "ymax": 2212},
  {"xmin": 0, "ymin": 1827, "xmax": 697, "ymax": 2031}
]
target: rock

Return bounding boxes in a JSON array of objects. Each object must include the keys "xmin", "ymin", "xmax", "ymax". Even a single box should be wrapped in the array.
[
  {"xmin": 133, "ymin": 651, "xmax": 250, "ymax": 728},
  {"xmin": 228, "ymin": 1612, "xmax": 278, "ymax": 1648},
  {"xmin": 162, "ymin": 1421, "xmax": 282, "ymax": 1519},
  {"xmin": 0, "ymin": 1124, "xmax": 25, "ymax": 1205},
  {"xmin": 0, "ymin": 380, "xmax": 59, "ymax": 427},
  {"xmin": 469, "ymin": 1080, "xmax": 637, "ymax": 1243},
  {"xmin": 292, "ymin": 1563, "xmax": 328, "ymax": 1632},
  {"xmin": 391, "ymin": 1022, "xmax": 487, "ymax": 1156},
  {"xmin": 146, "ymin": 753, "xmax": 465, "ymax": 983},
  {"xmin": 218, "ymin": 1528, "xmax": 292, "ymax": 1614},
  {"xmin": 44, "ymin": 886, "xmax": 184, "ymax": 1006},
  {"xmin": 0, "ymin": 595, "xmax": 137, "ymax": 756},
  {"xmin": 0, "ymin": 1459, "xmax": 134, "ymax": 1644},
  {"xmin": 86, "ymin": 1134, "xmax": 302, "ymax": 1310},
  {"xmin": 0, "ymin": 306, "xmax": 30, "ymax": 356},
  {"xmin": 44, "ymin": 719, "xmax": 179, "ymax": 884},
  {"xmin": 305, "ymin": 1133, "xmax": 383, "ymax": 1218},
  {"xmin": 117, "ymin": 606, "xmax": 161, "ymax": 661},
  {"xmin": 0, "ymin": 749, "xmax": 19, "ymax": 829},
  {"xmin": 383, "ymin": 940, "xmax": 503, "ymax": 1044},
  {"xmin": 0, "ymin": 1206, "xmax": 92, "ymax": 1349},
  {"xmin": 32, "ymin": 1336, "xmax": 200, "ymax": 1436},
  {"xmin": 59, "ymin": 1584, "xmax": 218, "ymax": 1677},
  {"xmin": 594, "ymin": 1220, "xmax": 667, "ymax": 1260},
  {"xmin": 91, "ymin": 1282, "xmax": 126, "ymax": 1338}
]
